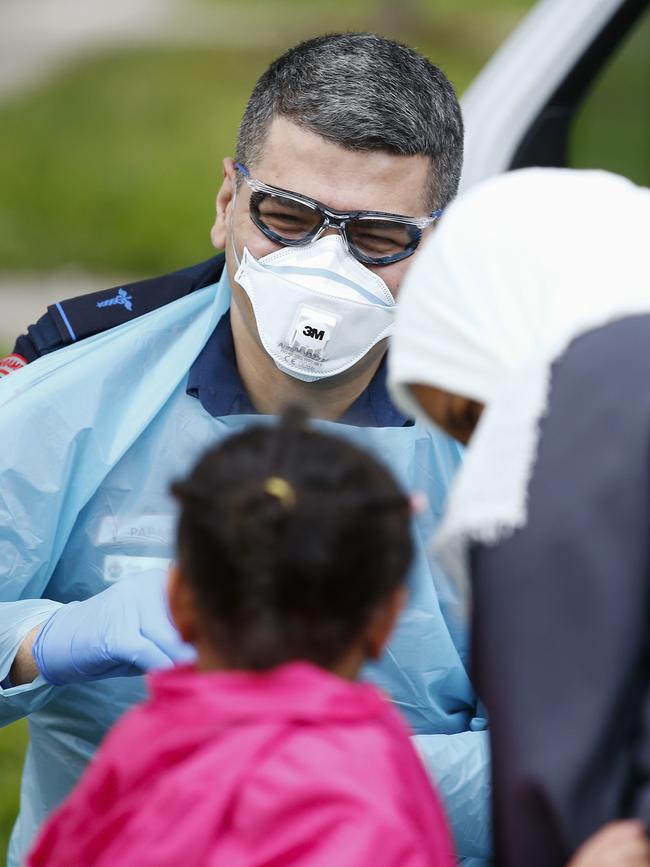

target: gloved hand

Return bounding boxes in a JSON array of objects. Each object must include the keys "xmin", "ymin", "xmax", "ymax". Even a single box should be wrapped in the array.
[{"xmin": 32, "ymin": 569, "xmax": 196, "ymax": 685}]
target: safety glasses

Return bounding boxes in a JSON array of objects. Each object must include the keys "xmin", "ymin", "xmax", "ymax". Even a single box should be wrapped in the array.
[{"xmin": 235, "ymin": 163, "xmax": 442, "ymax": 266}]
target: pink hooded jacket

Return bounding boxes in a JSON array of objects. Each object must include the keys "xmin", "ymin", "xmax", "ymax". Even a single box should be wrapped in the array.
[{"xmin": 28, "ymin": 662, "xmax": 455, "ymax": 867}]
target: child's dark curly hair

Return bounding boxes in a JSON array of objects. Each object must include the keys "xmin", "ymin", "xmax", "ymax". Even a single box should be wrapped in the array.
[{"xmin": 171, "ymin": 406, "xmax": 413, "ymax": 670}]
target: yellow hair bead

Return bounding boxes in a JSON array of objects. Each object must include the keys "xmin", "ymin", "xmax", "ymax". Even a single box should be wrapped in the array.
[{"xmin": 264, "ymin": 476, "xmax": 296, "ymax": 509}]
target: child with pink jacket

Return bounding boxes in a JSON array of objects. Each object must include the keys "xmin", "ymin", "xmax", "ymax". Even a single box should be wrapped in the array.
[
  {"xmin": 26, "ymin": 409, "xmax": 649, "ymax": 867},
  {"xmin": 27, "ymin": 408, "xmax": 455, "ymax": 867}
]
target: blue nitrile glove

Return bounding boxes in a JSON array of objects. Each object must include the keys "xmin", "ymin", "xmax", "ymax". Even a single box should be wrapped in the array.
[{"xmin": 32, "ymin": 569, "xmax": 196, "ymax": 685}]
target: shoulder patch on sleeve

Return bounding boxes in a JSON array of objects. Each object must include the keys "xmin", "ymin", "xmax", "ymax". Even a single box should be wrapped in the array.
[{"xmin": 0, "ymin": 353, "xmax": 27, "ymax": 377}]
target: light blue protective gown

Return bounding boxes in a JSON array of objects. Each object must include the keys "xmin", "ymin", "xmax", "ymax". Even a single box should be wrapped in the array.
[{"xmin": 0, "ymin": 272, "xmax": 491, "ymax": 866}]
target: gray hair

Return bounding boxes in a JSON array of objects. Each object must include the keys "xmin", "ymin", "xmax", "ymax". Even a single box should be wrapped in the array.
[{"xmin": 236, "ymin": 33, "xmax": 463, "ymax": 209}]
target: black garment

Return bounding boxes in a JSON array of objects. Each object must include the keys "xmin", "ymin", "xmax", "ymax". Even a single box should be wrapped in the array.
[
  {"xmin": 470, "ymin": 314, "xmax": 650, "ymax": 867},
  {"xmin": 12, "ymin": 254, "xmax": 225, "ymax": 362}
]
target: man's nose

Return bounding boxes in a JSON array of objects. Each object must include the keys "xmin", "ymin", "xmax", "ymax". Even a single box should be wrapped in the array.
[
  {"xmin": 320, "ymin": 225, "xmax": 342, "ymax": 238},
  {"xmin": 318, "ymin": 221, "xmax": 347, "ymax": 243}
]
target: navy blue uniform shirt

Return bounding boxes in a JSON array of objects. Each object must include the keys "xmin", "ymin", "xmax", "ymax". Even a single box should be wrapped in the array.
[{"xmin": 186, "ymin": 309, "xmax": 409, "ymax": 427}]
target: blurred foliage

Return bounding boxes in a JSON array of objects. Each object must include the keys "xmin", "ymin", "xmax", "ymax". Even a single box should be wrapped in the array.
[
  {"xmin": 569, "ymin": 7, "xmax": 650, "ymax": 186},
  {"xmin": 0, "ymin": 47, "xmax": 255, "ymax": 276},
  {"xmin": 0, "ymin": 720, "xmax": 27, "ymax": 859},
  {"xmin": 0, "ymin": 0, "xmax": 535, "ymax": 277}
]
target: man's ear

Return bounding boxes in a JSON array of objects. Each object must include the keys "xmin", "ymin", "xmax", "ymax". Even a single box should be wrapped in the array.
[
  {"xmin": 364, "ymin": 587, "xmax": 408, "ymax": 660},
  {"xmin": 210, "ymin": 157, "xmax": 238, "ymax": 250},
  {"xmin": 167, "ymin": 564, "xmax": 199, "ymax": 645}
]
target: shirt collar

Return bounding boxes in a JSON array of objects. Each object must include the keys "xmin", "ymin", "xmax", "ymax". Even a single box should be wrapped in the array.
[{"xmin": 187, "ymin": 268, "xmax": 409, "ymax": 428}]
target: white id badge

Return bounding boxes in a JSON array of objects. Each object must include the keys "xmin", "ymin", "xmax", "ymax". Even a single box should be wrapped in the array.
[{"xmin": 104, "ymin": 555, "xmax": 173, "ymax": 583}]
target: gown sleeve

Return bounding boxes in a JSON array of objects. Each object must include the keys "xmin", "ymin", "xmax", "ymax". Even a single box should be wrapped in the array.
[
  {"xmin": 0, "ymin": 281, "xmax": 224, "ymax": 727},
  {"xmin": 470, "ymin": 318, "xmax": 650, "ymax": 867},
  {"xmin": 413, "ymin": 728, "xmax": 492, "ymax": 864},
  {"xmin": 0, "ymin": 600, "xmax": 61, "ymax": 724}
]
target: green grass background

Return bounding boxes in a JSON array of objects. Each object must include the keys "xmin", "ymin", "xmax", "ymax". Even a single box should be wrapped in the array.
[
  {"xmin": 0, "ymin": 0, "xmax": 535, "ymax": 278},
  {"xmin": 0, "ymin": 0, "xmax": 647, "ymax": 859},
  {"xmin": 0, "ymin": 0, "xmax": 646, "ymax": 279},
  {"xmin": 0, "ymin": 722, "xmax": 27, "ymax": 859}
]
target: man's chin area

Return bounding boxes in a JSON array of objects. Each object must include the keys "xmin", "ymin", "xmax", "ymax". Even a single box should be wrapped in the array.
[{"xmin": 287, "ymin": 342, "xmax": 388, "ymax": 392}]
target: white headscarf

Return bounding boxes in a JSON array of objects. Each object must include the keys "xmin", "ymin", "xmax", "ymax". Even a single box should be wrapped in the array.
[{"xmin": 389, "ymin": 168, "xmax": 650, "ymax": 587}]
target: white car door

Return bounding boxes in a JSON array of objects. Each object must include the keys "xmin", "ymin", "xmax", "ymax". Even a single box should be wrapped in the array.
[{"xmin": 461, "ymin": 0, "xmax": 649, "ymax": 190}]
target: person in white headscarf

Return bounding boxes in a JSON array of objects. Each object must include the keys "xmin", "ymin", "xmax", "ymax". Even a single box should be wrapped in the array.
[{"xmin": 388, "ymin": 167, "xmax": 650, "ymax": 867}]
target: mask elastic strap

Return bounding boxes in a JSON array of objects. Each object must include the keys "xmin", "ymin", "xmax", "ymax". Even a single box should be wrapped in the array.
[{"xmin": 229, "ymin": 182, "xmax": 242, "ymax": 269}]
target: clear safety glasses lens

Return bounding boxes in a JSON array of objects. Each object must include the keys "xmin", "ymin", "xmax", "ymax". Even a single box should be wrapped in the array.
[
  {"xmin": 249, "ymin": 190, "xmax": 422, "ymax": 266},
  {"xmin": 250, "ymin": 190, "xmax": 323, "ymax": 243},
  {"xmin": 346, "ymin": 218, "xmax": 421, "ymax": 265}
]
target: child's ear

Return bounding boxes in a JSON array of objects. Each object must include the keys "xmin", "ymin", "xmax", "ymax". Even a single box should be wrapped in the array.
[
  {"xmin": 167, "ymin": 564, "xmax": 200, "ymax": 645},
  {"xmin": 364, "ymin": 587, "xmax": 408, "ymax": 661}
]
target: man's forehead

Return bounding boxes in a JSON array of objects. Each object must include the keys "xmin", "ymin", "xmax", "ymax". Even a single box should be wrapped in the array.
[{"xmin": 248, "ymin": 116, "xmax": 431, "ymax": 215}]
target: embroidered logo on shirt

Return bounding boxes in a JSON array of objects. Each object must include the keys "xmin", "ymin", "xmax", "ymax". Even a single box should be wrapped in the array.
[
  {"xmin": 0, "ymin": 353, "xmax": 27, "ymax": 378},
  {"xmin": 96, "ymin": 288, "xmax": 133, "ymax": 313}
]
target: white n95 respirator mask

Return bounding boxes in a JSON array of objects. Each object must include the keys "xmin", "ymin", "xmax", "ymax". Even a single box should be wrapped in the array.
[{"xmin": 234, "ymin": 235, "xmax": 396, "ymax": 382}]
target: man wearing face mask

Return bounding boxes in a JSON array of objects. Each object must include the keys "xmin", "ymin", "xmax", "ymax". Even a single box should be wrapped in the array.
[{"xmin": 1, "ymin": 34, "xmax": 489, "ymax": 866}]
